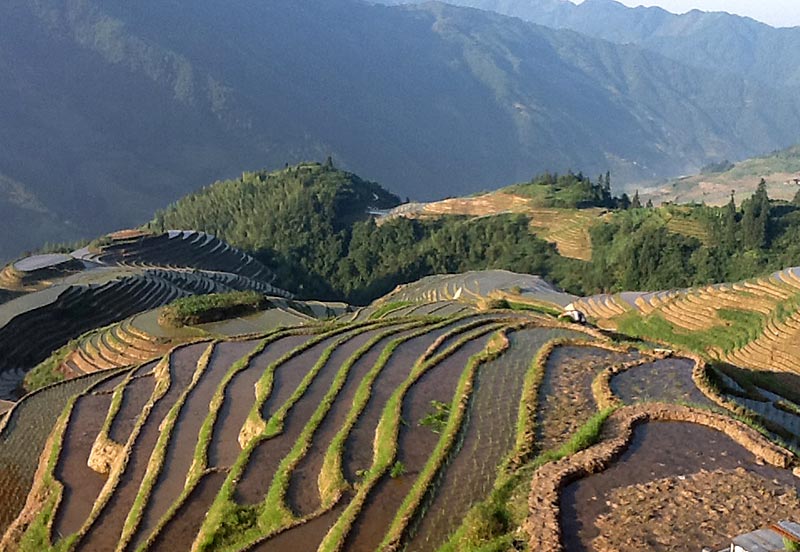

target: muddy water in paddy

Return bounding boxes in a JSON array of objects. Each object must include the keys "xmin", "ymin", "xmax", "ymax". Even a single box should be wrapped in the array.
[
  {"xmin": 537, "ymin": 346, "xmax": 638, "ymax": 452},
  {"xmin": 252, "ymin": 500, "xmax": 349, "ymax": 552},
  {"xmin": 341, "ymin": 320, "xmax": 479, "ymax": 484},
  {"xmin": 76, "ymin": 343, "xmax": 206, "ymax": 551},
  {"xmin": 343, "ymin": 328, "xmax": 498, "ymax": 552},
  {"xmin": 209, "ymin": 334, "xmax": 311, "ymax": 469},
  {"xmin": 235, "ymin": 330, "xmax": 377, "ymax": 505},
  {"xmin": 107, "ymin": 373, "xmax": 155, "ymax": 444},
  {"xmin": 149, "ymin": 470, "xmax": 228, "ymax": 550},
  {"xmin": 286, "ymin": 327, "xmax": 417, "ymax": 518},
  {"xmin": 611, "ymin": 357, "xmax": 714, "ymax": 407},
  {"xmin": 131, "ymin": 340, "xmax": 259, "ymax": 549},
  {"xmin": 560, "ymin": 422, "xmax": 800, "ymax": 552},
  {"xmin": 258, "ymin": 332, "xmax": 358, "ymax": 427},
  {"xmin": 90, "ymin": 369, "xmax": 132, "ymax": 394},
  {"xmin": 53, "ymin": 393, "xmax": 112, "ymax": 538},
  {"xmin": 408, "ymin": 328, "xmax": 583, "ymax": 552},
  {"xmin": 0, "ymin": 372, "xmax": 110, "ymax": 534}
]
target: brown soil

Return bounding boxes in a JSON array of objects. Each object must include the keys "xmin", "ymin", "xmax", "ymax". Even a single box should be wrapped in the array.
[
  {"xmin": 107, "ymin": 375, "xmax": 155, "ymax": 444},
  {"xmin": 591, "ymin": 467, "xmax": 800, "ymax": 552},
  {"xmin": 209, "ymin": 334, "xmax": 311, "ymax": 469},
  {"xmin": 52, "ymin": 393, "xmax": 111, "ymax": 538},
  {"xmin": 286, "ymin": 329, "xmax": 414, "ymax": 518},
  {"xmin": 341, "ymin": 323, "xmax": 474, "ymax": 484},
  {"xmin": 149, "ymin": 470, "xmax": 228, "ymax": 550}
]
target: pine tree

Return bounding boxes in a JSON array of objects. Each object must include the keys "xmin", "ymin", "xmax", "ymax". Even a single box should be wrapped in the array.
[
  {"xmin": 646, "ymin": 199, "xmax": 654, "ymax": 209},
  {"xmin": 742, "ymin": 180, "xmax": 770, "ymax": 250},
  {"xmin": 722, "ymin": 190, "xmax": 738, "ymax": 253}
]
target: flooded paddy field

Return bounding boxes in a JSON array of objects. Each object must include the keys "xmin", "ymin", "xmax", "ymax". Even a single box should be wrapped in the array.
[
  {"xmin": 407, "ymin": 327, "xmax": 583, "ymax": 552},
  {"xmin": 611, "ymin": 357, "xmax": 715, "ymax": 407}
]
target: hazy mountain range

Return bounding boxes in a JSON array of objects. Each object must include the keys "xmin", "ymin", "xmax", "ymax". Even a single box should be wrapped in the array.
[{"xmin": 1, "ymin": 0, "xmax": 799, "ymax": 260}]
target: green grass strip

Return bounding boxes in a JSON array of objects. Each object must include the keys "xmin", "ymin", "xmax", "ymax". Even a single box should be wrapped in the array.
[
  {"xmin": 379, "ymin": 328, "xmax": 513, "ymax": 551},
  {"xmin": 116, "ymin": 342, "xmax": 216, "ymax": 551},
  {"xmin": 318, "ymin": 314, "xmax": 495, "ymax": 508},
  {"xmin": 368, "ymin": 301, "xmax": 414, "ymax": 320},
  {"xmin": 135, "ymin": 329, "xmax": 300, "ymax": 552},
  {"xmin": 69, "ymin": 354, "xmax": 173, "ymax": 549},
  {"xmin": 14, "ymin": 367, "xmax": 122, "ymax": 551},
  {"xmin": 241, "ymin": 322, "xmax": 427, "ymax": 548},
  {"xmin": 316, "ymin": 321, "xmax": 506, "ymax": 552},
  {"xmin": 240, "ymin": 319, "xmax": 397, "ymax": 445}
]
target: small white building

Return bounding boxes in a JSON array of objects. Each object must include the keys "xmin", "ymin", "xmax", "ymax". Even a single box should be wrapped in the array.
[{"xmin": 725, "ymin": 521, "xmax": 800, "ymax": 552}]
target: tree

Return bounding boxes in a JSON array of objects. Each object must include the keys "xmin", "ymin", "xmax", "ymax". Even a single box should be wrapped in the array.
[
  {"xmin": 741, "ymin": 179, "xmax": 770, "ymax": 250},
  {"xmin": 631, "ymin": 190, "xmax": 642, "ymax": 209},
  {"xmin": 645, "ymin": 199, "xmax": 654, "ymax": 209}
]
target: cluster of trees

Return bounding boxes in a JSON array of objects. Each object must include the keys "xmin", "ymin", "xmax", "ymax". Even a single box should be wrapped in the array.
[
  {"xmin": 505, "ymin": 171, "xmax": 650, "ymax": 210},
  {"xmin": 148, "ymin": 163, "xmax": 800, "ymax": 302}
]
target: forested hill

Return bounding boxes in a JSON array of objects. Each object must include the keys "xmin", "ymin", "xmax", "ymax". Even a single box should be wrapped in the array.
[
  {"xmin": 147, "ymin": 162, "xmax": 800, "ymax": 305},
  {"xmin": 4, "ymin": 0, "xmax": 800, "ymax": 262}
]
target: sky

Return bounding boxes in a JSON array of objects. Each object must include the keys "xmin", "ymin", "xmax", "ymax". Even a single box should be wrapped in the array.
[{"xmin": 571, "ymin": 0, "xmax": 800, "ymax": 28}]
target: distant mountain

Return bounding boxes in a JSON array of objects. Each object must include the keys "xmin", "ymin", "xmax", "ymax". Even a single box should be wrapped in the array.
[
  {"xmin": 376, "ymin": 0, "xmax": 800, "ymax": 87},
  {"xmin": 2, "ymin": 0, "xmax": 800, "ymax": 261},
  {"xmin": 641, "ymin": 144, "xmax": 800, "ymax": 206}
]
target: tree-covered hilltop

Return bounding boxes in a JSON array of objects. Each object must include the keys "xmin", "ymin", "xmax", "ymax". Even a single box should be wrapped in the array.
[
  {"xmin": 147, "ymin": 163, "xmax": 800, "ymax": 304},
  {"xmin": 148, "ymin": 163, "xmax": 585, "ymax": 303}
]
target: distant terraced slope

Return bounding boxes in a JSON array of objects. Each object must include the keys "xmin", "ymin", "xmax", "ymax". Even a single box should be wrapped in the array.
[
  {"xmin": 571, "ymin": 267, "xmax": 800, "ymax": 376},
  {"xmin": 0, "ymin": 230, "xmax": 290, "ymax": 399},
  {"xmin": 380, "ymin": 193, "xmax": 605, "ymax": 261}
]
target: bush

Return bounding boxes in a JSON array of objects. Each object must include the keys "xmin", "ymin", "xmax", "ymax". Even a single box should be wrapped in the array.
[{"xmin": 159, "ymin": 291, "xmax": 269, "ymax": 327}]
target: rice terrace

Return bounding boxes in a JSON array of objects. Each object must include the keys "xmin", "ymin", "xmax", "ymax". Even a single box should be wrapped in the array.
[{"xmin": 0, "ymin": 227, "xmax": 799, "ymax": 551}]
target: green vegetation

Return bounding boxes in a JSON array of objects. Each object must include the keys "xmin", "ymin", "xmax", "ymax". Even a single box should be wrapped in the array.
[
  {"xmin": 158, "ymin": 291, "xmax": 269, "ymax": 327},
  {"xmin": 389, "ymin": 461, "xmax": 407, "ymax": 478},
  {"xmin": 419, "ymin": 400, "xmax": 451, "ymax": 434},
  {"xmin": 369, "ymin": 301, "xmax": 413, "ymax": 320},
  {"xmin": 616, "ymin": 309, "xmax": 765, "ymax": 354},
  {"xmin": 502, "ymin": 171, "xmax": 623, "ymax": 209},
  {"xmin": 785, "ymin": 537, "xmax": 800, "ymax": 552}
]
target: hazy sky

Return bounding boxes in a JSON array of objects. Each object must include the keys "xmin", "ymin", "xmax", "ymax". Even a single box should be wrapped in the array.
[{"xmin": 571, "ymin": 0, "xmax": 800, "ymax": 28}]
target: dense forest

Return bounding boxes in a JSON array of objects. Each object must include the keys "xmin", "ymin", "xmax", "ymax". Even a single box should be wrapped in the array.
[{"xmin": 148, "ymin": 163, "xmax": 800, "ymax": 304}]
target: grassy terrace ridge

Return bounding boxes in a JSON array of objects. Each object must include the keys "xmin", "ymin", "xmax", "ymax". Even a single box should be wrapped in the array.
[
  {"xmin": 225, "ymin": 322, "xmax": 425, "ymax": 549},
  {"xmin": 238, "ymin": 318, "xmax": 408, "ymax": 447},
  {"xmin": 616, "ymin": 308, "xmax": 765, "ymax": 355},
  {"xmin": 158, "ymin": 291, "xmax": 270, "ymax": 328},
  {"xmin": 378, "ymin": 328, "xmax": 515, "ymax": 551},
  {"xmin": 315, "ymin": 320, "xmax": 509, "ymax": 552},
  {"xmin": 116, "ymin": 342, "xmax": 215, "ymax": 551},
  {"xmin": 66, "ymin": 355, "xmax": 173, "ymax": 550},
  {"xmin": 135, "ymin": 328, "xmax": 305, "ymax": 552},
  {"xmin": 193, "ymin": 319, "xmax": 424, "ymax": 551},
  {"xmin": 368, "ymin": 301, "xmax": 414, "ymax": 320},
  {"xmin": 316, "ymin": 315, "xmax": 486, "ymax": 508},
  {"xmin": 7, "ymin": 368, "xmax": 124, "ymax": 552}
]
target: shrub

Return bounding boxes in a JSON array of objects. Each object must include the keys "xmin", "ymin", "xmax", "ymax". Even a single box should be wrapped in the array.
[{"xmin": 159, "ymin": 291, "xmax": 269, "ymax": 327}]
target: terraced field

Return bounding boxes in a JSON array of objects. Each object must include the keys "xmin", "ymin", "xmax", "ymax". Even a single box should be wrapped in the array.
[
  {"xmin": 572, "ymin": 268, "xmax": 800, "ymax": 373},
  {"xmin": 0, "ymin": 230, "xmax": 293, "ymax": 399},
  {"xmin": 3, "ymin": 268, "xmax": 800, "ymax": 552},
  {"xmin": 378, "ymin": 193, "xmax": 605, "ymax": 261},
  {"xmin": 0, "ymin": 303, "xmax": 614, "ymax": 551}
]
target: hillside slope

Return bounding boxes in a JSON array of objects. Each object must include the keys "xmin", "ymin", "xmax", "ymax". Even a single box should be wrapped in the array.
[
  {"xmin": 3, "ymin": 0, "xmax": 800, "ymax": 260},
  {"xmin": 379, "ymin": 0, "xmax": 800, "ymax": 88}
]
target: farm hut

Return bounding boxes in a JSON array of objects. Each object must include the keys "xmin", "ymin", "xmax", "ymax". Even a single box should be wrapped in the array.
[{"xmin": 727, "ymin": 521, "xmax": 800, "ymax": 552}]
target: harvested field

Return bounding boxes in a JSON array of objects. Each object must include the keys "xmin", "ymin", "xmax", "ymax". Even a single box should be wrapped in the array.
[{"xmin": 560, "ymin": 421, "xmax": 799, "ymax": 552}]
